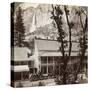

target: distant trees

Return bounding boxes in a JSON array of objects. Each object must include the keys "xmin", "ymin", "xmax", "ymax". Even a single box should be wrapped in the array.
[
  {"xmin": 77, "ymin": 7, "xmax": 88, "ymax": 71},
  {"xmin": 14, "ymin": 7, "xmax": 25, "ymax": 47},
  {"xmin": 73, "ymin": 7, "xmax": 88, "ymax": 81}
]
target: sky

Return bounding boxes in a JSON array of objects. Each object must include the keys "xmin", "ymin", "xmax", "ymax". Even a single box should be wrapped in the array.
[{"xmin": 15, "ymin": 2, "xmax": 39, "ymax": 9}]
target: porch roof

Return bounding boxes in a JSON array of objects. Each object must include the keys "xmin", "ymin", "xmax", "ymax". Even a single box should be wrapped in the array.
[
  {"xmin": 11, "ymin": 65, "xmax": 29, "ymax": 72},
  {"xmin": 39, "ymin": 51, "xmax": 62, "ymax": 56},
  {"xmin": 35, "ymin": 39, "xmax": 87, "ymax": 56},
  {"xmin": 11, "ymin": 47, "xmax": 31, "ymax": 61},
  {"xmin": 39, "ymin": 51, "xmax": 88, "ymax": 57}
]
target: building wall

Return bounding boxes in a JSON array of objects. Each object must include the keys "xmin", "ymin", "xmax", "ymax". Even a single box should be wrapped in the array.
[
  {"xmin": 33, "ymin": 39, "xmax": 40, "ymax": 73},
  {"xmin": 39, "ymin": 56, "xmax": 87, "ymax": 76}
]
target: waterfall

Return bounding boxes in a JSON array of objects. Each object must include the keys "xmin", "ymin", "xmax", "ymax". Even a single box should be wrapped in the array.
[{"xmin": 30, "ymin": 12, "xmax": 36, "ymax": 33}]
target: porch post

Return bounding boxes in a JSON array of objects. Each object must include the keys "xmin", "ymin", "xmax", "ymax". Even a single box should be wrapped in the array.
[
  {"xmin": 39, "ymin": 56, "xmax": 41, "ymax": 72},
  {"xmin": 21, "ymin": 72, "xmax": 23, "ymax": 81},
  {"xmin": 47, "ymin": 56, "xmax": 48, "ymax": 75},
  {"xmin": 53, "ymin": 56, "xmax": 54, "ymax": 74}
]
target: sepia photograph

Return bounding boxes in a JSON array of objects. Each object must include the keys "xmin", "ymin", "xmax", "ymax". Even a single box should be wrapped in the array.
[{"xmin": 11, "ymin": 2, "xmax": 88, "ymax": 87}]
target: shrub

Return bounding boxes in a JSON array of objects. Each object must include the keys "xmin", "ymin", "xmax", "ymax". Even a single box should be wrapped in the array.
[
  {"xmin": 38, "ymin": 82, "xmax": 45, "ymax": 86},
  {"xmin": 17, "ymin": 81, "xmax": 23, "ymax": 87}
]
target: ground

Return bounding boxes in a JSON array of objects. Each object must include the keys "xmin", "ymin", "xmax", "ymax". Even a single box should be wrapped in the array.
[{"xmin": 14, "ymin": 77, "xmax": 88, "ymax": 87}]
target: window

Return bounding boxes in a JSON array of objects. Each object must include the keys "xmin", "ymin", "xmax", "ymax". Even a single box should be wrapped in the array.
[
  {"xmin": 41, "ymin": 57, "xmax": 47, "ymax": 64},
  {"xmin": 14, "ymin": 72, "xmax": 21, "ymax": 81},
  {"xmin": 12, "ymin": 61, "xmax": 28, "ymax": 65},
  {"xmin": 54, "ymin": 57, "xmax": 60, "ymax": 61},
  {"xmin": 21, "ymin": 61, "xmax": 27, "ymax": 65},
  {"xmin": 48, "ymin": 57, "xmax": 53, "ymax": 64},
  {"xmin": 28, "ymin": 61, "xmax": 34, "ymax": 67},
  {"xmin": 41, "ymin": 66, "xmax": 47, "ymax": 74},
  {"xmin": 54, "ymin": 65, "xmax": 59, "ymax": 75},
  {"xmin": 29, "ymin": 68, "xmax": 37, "ymax": 74},
  {"xmin": 22, "ymin": 72, "xmax": 29, "ymax": 80},
  {"xmin": 54, "ymin": 57, "xmax": 61, "ymax": 65},
  {"xmin": 40, "ymin": 56, "xmax": 61, "ymax": 75},
  {"xmin": 48, "ymin": 65, "xmax": 53, "ymax": 74}
]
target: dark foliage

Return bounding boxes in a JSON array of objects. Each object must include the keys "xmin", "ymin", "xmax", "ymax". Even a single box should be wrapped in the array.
[
  {"xmin": 14, "ymin": 7, "xmax": 25, "ymax": 47},
  {"xmin": 11, "ymin": 3, "xmax": 15, "ymax": 46},
  {"xmin": 51, "ymin": 5, "xmax": 70, "ymax": 84}
]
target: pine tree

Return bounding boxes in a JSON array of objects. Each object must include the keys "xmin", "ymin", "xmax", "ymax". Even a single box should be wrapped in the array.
[
  {"xmin": 14, "ymin": 7, "xmax": 25, "ymax": 47},
  {"xmin": 11, "ymin": 3, "xmax": 15, "ymax": 46}
]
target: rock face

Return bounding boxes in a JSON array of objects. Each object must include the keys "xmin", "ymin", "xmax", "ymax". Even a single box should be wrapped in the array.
[
  {"xmin": 22, "ymin": 4, "xmax": 53, "ymax": 34},
  {"xmin": 21, "ymin": 4, "xmax": 57, "ymax": 40},
  {"xmin": 15, "ymin": 3, "xmax": 87, "ymax": 41}
]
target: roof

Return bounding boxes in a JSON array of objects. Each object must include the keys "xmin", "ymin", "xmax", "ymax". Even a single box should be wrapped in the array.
[
  {"xmin": 35, "ymin": 39, "xmax": 80, "ymax": 52},
  {"xmin": 35, "ymin": 39, "xmax": 87, "ymax": 56},
  {"xmin": 11, "ymin": 47, "xmax": 31, "ymax": 61},
  {"xmin": 11, "ymin": 39, "xmax": 87, "ymax": 62},
  {"xmin": 11, "ymin": 65, "xmax": 29, "ymax": 72},
  {"xmin": 39, "ymin": 51, "xmax": 62, "ymax": 56},
  {"xmin": 35, "ymin": 39, "xmax": 60, "ymax": 51},
  {"xmin": 39, "ymin": 51, "xmax": 87, "ymax": 56}
]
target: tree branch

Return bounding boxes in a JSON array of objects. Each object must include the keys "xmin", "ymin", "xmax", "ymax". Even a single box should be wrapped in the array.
[{"xmin": 64, "ymin": 6, "xmax": 72, "ymax": 57}]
